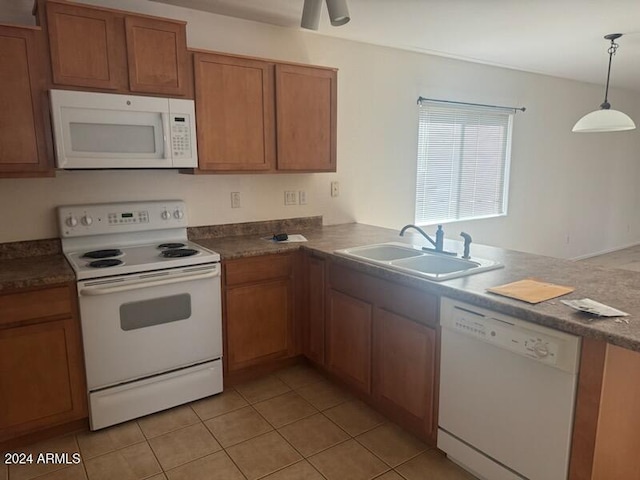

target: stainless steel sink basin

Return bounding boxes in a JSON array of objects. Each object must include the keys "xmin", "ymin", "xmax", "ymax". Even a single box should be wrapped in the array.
[
  {"xmin": 392, "ymin": 254, "xmax": 480, "ymax": 274},
  {"xmin": 340, "ymin": 244, "xmax": 424, "ymax": 261},
  {"xmin": 334, "ymin": 242, "xmax": 503, "ymax": 281}
]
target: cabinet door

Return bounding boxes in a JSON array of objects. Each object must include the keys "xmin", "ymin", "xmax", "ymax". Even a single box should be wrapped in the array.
[
  {"xmin": 194, "ymin": 53, "xmax": 275, "ymax": 171},
  {"xmin": 0, "ymin": 26, "xmax": 52, "ymax": 176},
  {"xmin": 125, "ymin": 16, "xmax": 188, "ymax": 95},
  {"xmin": 326, "ymin": 289, "xmax": 372, "ymax": 394},
  {"xmin": 226, "ymin": 280, "xmax": 294, "ymax": 372},
  {"xmin": 304, "ymin": 255, "xmax": 326, "ymax": 365},
  {"xmin": 373, "ymin": 307, "xmax": 437, "ymax": 442},
  {"xmin": 275, "ymin": 64, "xmax": 336, "ymax": 172},
  {"xmin": 46, "ymin": 1, "xmax": 124, "ymax": 89},
  {"xmin": 0, "ymin": 318, "xmax": 87, "ymax": 442}
]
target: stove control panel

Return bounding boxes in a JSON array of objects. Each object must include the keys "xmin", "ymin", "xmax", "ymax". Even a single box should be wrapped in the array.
[{"xmin": 58, "ymin": 200, "xmax": 188, "ymax": 237}]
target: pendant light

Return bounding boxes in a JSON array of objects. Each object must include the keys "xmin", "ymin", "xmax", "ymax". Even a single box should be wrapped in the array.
[
  {"xmin": 573, "ymin": 33, "xmax": 636, "ymax": 133},
  {"xmin": 301, "ymin": 0, "xmax": 350, "ymax": 30}
]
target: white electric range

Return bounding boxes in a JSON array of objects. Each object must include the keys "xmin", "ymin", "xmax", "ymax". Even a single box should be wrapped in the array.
[{"xmin": 58, "ymin": 200, "xmax": 223, "ymax": 430}]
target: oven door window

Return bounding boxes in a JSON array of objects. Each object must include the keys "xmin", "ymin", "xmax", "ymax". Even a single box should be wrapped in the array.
[{"xmin": 120, "ymin": 294, "xmax": 191, "ymax": 331}]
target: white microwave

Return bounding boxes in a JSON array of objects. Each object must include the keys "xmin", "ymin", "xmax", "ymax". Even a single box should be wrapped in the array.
[{"xmin": 50, "ymin": 90, "xmax": 198, "ymax": 169}]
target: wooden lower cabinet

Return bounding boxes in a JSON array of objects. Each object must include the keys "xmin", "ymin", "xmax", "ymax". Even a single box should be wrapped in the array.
[
  {"xmin": 323, "ymin": 261, "xmax": 439, "ymax": 443},
  {"xmin": 326, "ymin": 289, "xmax": 372, "ymax": 394},
  {"xmin": 224, "ymin": 254, "xmax": 296, "ymax": 374},
  {"xmin": 570, "ymin": 340, "xmax": 640, "ymax": 480},
  {"xmin": 373, "ymin": 307, "xmax": 437, "ymax": 442},
  {"xmin": 304, "ymin": 254, "xmax": 326, "ymax": 365},
  {"xmin": 0, "ymin": 284, "xmax": 87, "ymax": 447}
]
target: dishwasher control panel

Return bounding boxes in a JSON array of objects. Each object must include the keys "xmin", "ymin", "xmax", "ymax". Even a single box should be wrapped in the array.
[
  {"xmin": 441, "ymin": 298, "xmax": 581, "ymax": 374},
  {"xmin": 451, "ymin": 312, "xmax": 559, "ymax": 365}
]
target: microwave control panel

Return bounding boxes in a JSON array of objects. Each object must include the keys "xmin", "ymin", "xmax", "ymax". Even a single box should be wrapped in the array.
[{"xmin": 171, "ymin": 115, "xmax": 192, "ymax": 159}]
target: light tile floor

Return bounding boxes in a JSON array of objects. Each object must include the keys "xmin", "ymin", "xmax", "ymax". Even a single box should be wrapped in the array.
[{"xmin": 5, "ymin": 365, "xmax": 476, "ymax": 480}]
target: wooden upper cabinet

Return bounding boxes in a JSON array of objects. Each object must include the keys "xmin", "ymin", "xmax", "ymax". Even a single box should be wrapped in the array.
[
  {"xmin": 0, "ymin": 25, "xmax": 53, "ymax": 177},
  {"xmin": 42, "ymin": 0, "xmax": 188, "ymax": 96},
  {"xmin": 125, "ymin": 16, "xmax": 188, "ymax": 95},
  {"xmin": 194, "ymin": 53, "xmax": 275, "ymax": 171},
  {"xmin": 46, "ymin": 1, "xmax": 124, "ymax": 90},
  {"xmin": 275, "ymin": 64, "xmax": 337, "ymax": 172}
]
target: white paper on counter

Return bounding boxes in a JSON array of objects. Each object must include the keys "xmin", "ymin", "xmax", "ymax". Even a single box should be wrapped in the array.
[
  {"xmin": 261, "ymin": 234, "xmax": 308, "ymax": 243},
  {"xmin": 561, "ymin": 298, "xmax": 629, "ymax": 317}
]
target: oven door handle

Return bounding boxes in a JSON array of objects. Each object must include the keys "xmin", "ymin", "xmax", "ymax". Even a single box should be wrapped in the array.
[{"xmin": 79, "ymin": 270, "xmax": 218, "ymax": 296}]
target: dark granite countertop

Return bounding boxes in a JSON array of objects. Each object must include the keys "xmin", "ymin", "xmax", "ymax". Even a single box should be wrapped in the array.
[
  {"xmin": 193, "ymin": 223, "xmax": 640, "ymax": 353},
  {"xmin": 3, "ymin": 221, "xmax": 640, "ymax": 352},
  {"xmin": 0, "ymin": 255, "xmax": 75, "ymax": 292},
  {"xmin": 0, "ymin": 238, "xmax": 75, "ymax": 292}
]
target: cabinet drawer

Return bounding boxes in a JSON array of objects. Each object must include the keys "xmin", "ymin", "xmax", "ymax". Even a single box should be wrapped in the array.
[
  {"xmin": 225, "ymin": 254, "xmax": 293, "ymax": 286},
  {"xmin": 0, "ymin": 285, "xmax": 73, "ymax": 327}
]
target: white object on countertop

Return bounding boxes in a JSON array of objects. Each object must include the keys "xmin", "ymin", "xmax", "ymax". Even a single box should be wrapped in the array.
[
  {"xmin": 561, "ymin": 298, "xmax": 629, "ymax": 317},
  {"xmin": 262, "ymin": 234, "xmax": 308, "ymax": 243}
]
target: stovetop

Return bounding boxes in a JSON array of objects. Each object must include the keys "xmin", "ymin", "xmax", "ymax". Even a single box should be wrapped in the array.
[
  {"xmin": 58, "ymin": 200, "xmax": 220, "ymax": 280},
  {"xmin": 64, "ymin": 240, "xmax": 220, "ymax": 280}
]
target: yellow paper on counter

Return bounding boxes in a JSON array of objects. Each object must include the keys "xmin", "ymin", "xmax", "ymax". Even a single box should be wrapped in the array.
[{"xmin": 487, "ymin": 278, "xmax": 574, "ymax": 304}]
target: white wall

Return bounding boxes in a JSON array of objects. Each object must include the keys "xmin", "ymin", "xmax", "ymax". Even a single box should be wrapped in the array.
[{"xmin": 1, "ymin": 0, "xmax": 639, "ymax": 260}]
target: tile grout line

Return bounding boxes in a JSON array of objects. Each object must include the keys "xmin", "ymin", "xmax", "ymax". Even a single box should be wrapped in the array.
[{"xmin": 138, "ymin": 416, "xmax": 168, "ymax": 480}]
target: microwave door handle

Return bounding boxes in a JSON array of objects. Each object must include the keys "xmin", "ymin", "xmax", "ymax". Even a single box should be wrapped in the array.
[
  {"xmin": 79, "ymin": 269, "xmax": 219, "ymax": 296},
  {"xmin": 161, "ymin": 113, "xmax": 171, "ymax": 159}
]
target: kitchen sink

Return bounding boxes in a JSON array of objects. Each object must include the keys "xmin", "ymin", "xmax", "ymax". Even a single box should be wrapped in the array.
[
  {"xmin": 392, "ymin": 254, "xmax": 480, "ymax": 274},
  {"xmin": 340, "ymin": 243, "xmax": 424, "ymax": 261},
  {"xmin": 334, "ymin": 242, "xmax": 503, "ymax": 281}
]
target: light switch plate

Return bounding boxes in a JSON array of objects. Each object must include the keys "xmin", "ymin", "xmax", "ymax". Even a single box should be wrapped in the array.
[
  {"xmin": 231, "ymin": 192, "xmax": 241, "ymax": 208},
  {"xmin": 331, "ymin": 181, "xmax": 339, "ymax": 197}
]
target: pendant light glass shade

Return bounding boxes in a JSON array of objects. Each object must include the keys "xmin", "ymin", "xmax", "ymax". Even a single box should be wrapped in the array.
[
  {"xmin": 572, "ymin": 108, "xmax": 636, "ymax": 132},
  {"xmin": 572, "ymin": 33, "xmax": 635, "ymax": 133}
]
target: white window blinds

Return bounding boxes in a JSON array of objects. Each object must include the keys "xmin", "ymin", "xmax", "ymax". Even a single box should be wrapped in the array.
[{"xmin": 415, "ymin": 100, "xmax": 513, "ymax": 225}]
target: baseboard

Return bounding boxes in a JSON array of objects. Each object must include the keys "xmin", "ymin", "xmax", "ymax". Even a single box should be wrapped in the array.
[{"xmin": 571, "ymin": 241, "xmax": 640, "ymax": 261}]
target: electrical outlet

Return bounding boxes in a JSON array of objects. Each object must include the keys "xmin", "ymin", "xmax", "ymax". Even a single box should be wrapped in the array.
[
  {"xmin": 331, "ymin": 181, "xmax": 339, "ymax": 197},
  {"xmin": 230, "ymin": 192, "xmax": 241, "ymax": 208},
  {"xmin": 285, "ymin": 191, "xmax": 297, "ymax": 205},
  {"xmin": 299, "ymin": 190, "xmax": 307, "ymax": 205}
]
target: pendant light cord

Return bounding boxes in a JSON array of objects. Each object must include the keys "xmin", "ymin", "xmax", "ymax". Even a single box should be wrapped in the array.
[{"xmin": 601, "ymin": 38, "xmax": 619, "ymax": 109}]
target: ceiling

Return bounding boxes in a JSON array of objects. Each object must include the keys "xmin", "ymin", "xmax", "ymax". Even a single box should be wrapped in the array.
[{"xmin": 4, "ymin": 0, "xmax": 640, "ymax": 93}]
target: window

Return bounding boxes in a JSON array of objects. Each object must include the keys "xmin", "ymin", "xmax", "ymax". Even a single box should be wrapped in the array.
[{"xmin": 415, "ymin": 100, "xmax": 513, "ymax": 225}]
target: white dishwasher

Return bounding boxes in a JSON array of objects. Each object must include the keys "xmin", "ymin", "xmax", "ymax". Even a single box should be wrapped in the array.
[{"xmin": 438, "ymin": 298, "xmax": 581, "ymax": 480}]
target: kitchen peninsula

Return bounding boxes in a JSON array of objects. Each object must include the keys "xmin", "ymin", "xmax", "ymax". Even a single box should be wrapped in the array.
[{"xmin": 2, "ymin": 220, "xmax": 639, "ymax": 479}]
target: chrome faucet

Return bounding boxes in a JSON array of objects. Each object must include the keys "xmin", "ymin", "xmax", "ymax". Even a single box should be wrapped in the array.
[{"xmin": 400, "ymin": 224, "xmax": 453, "ymax": 254}]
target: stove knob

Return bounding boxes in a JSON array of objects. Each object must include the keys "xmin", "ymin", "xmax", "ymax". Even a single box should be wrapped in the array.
[
  {"xmin": 533, "ymin": 342, "xmax": 549, "ymax": 358},
  {"xmin": 161, "ymin": 210, "xmax": 171, "ymax": 220},
  {"xmin": 81, "ymin": 215, "xmax": 93, "ymax": 226},
  {"xmin": 66, "ymin": 216, "xmax": 78, "ymax": 227},
  {"xmin": 173, "ymin": 209, "xmax": 184, "ymax": 220}
]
